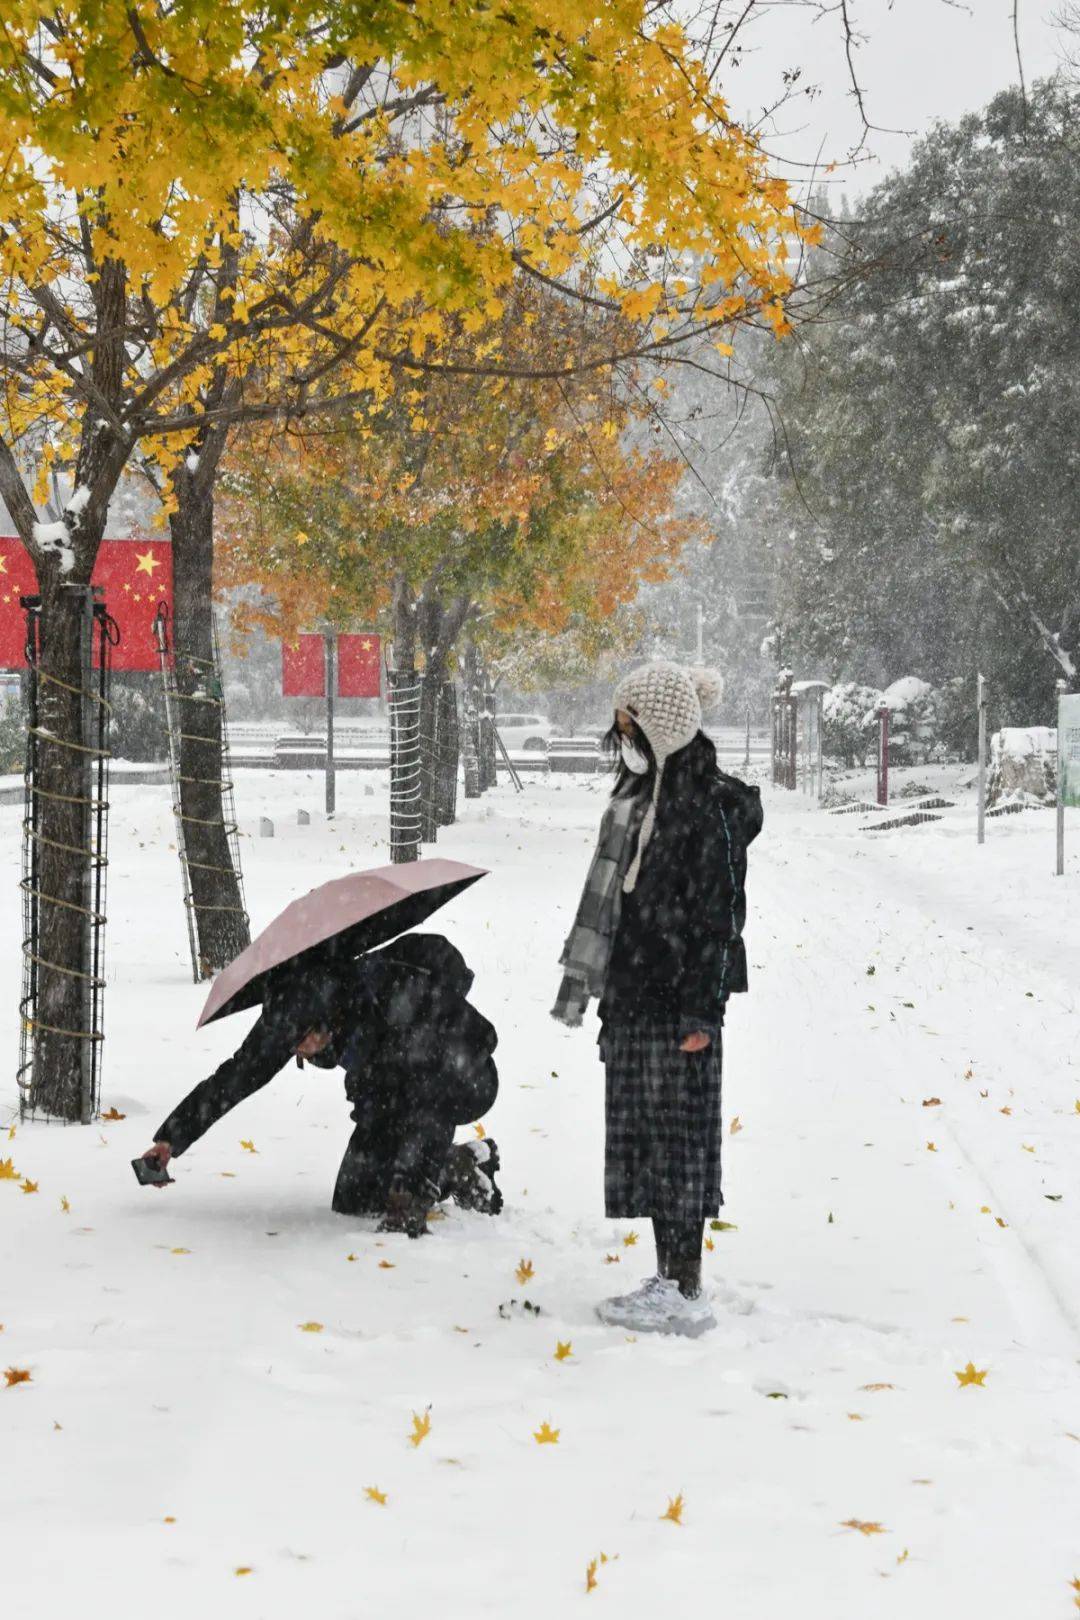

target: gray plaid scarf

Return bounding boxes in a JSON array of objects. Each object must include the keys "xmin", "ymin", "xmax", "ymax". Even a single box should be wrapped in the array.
[{"xmin": 551, "ymin": 788, "xmax": 647, "ymax": 1027}]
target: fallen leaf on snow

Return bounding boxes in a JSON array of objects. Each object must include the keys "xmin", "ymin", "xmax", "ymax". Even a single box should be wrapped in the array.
[
  {"xmin": 4, "ymin": 1367, "xmax": 31, "ymax": 1388},
  {"xmin": 364, "ymin": 1486, "xmax": 387, "ymax": 1505},
  {"xmin": 163, "ymin": 1516, "xmax": 175, "ymax": 1524},
  {"xmin": 704, "ymin": 1236, "xmax": 715, "ymax": 1252},
  {"xmin": 378, "ymin": 1260, "xmax": 395, "ymax": 1270},
  {"xmin": 622, "ymin": 1231, "xmax": 638, "ymax": 1247},
  {"xmin": 921, "ymin": 1098, "xmax": 941, "ymax": 1108},
  {"xmin": 170, "ymin": 1247, "xmax": 190, "ymax": 1256},
  {"xmin": 660, "ymin": 1494, "xmax": 684, "ymax": 1525},
  {"xmin": 409, "ymin": 1411, "xmax": 431, "ymax": 1448},
  {"xmin": 60, "ymin": 1196, "xmax": 70, "ymax": 1213},
  {"xmin": 298, "ymin": 1321, "xmax": 324, "ymax": 1333},
  {"xmin": 0, "ymin": 1158, "xmax": 21, "ymax": 1181},
  {"xmin": 995, "ymin": 1216, "xmax": 1008, "ymax": 1228},
  {"xmin": 346, "ymin": 1253, "xmax": 357, "ymax": 1262},
  {"xmin": 240, "ymin": 1140, "xmax": 258, "ymax": 1154},
  {"xmin": 101, "ymin": 1107, "xmax": 126, "ymax": 1121},
  {"xmin": 897, "ymin": 1548, "xmax": 910, "ymax": 1565},
  {"xmin": 999, "ymin": 1106, "xmax": 1012, "ymax": 1116},
  {"xmin": 603, "ymin": 1253, "xmax": 620, "ymax": 1264},
  {"xmin": 516, "ymin": 1259, "xmax": 535, "ymax": 1285},
  {"xmin": 841, "ymin": 1519, "xmax": 887, "ymax": 1536},
  {"xmin": 21, "ymin": 1178, "xmax": 38, "ymax": 1194},
  {"xmin": 709, "ymin": 1220, "xmax": 738, "ymax": 1232},
  {"xmin": 847, "ymin": 1413, "xmax": 866, "ymax": 1421},
  {"xmin": 925, "ymin": 1142, "xmax": 937, "ymax": 1153},
  {"xmin": 729, "ymin": 1116, "xmax": 743, "ymax": 1135},
  {"xmin": 954, "ymin": 1362, "xmax": 988, "ymax": 1388},
  {"xmin": 554, "ymin": 1341, "xmax": 573, "ymax": 1362},
  {"xmin": 234, "ymin": 1566, "xmax": 253, "ymax": 1576},
  {"xmin": 859, "ymin": 1383, "xmax": 895, "ymax": 1393},
  {"xmin": 533, "ymin": 1421, "xmax": 560, "ymax": 1445},
  {"xmin": 473, "ymin": 1123, "xmax": 486, "ymax": 1139},
  {"xmin": 1021, "ymin": 1144, "xmax": 1036, "ymax": 1153}
]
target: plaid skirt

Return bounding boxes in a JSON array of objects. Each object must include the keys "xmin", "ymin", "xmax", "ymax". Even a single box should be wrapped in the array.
[{"xmin": 601, "ymin": 1019, "xmax": 724, "ymax": 1223}]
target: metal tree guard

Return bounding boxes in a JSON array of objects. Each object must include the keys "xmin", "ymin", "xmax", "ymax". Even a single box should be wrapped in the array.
[
  {"xmin": 153, "ymin": 604, "xmax": 248, "ymax": 982},
  {"xmin": 388, "ymin": 665, "xmax": 422, "ymax": 863},
  {"xmin": 18, "ymin": 588, "xmax": 115, "ymax": 1122}
]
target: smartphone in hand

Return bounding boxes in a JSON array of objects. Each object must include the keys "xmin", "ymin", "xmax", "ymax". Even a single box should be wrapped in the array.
[{"xmin": 131, "ymin": 1154, "xmax": 174, "ymax": 1187}]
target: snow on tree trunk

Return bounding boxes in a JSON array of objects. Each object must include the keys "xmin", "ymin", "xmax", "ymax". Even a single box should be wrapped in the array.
[
  {"xmin": 435, "ymin": 679, "xmax": 459, "ymax": 828},
  {"xmin": 462, "ymin": 644, "xmax": 482, "ymax": 801}
]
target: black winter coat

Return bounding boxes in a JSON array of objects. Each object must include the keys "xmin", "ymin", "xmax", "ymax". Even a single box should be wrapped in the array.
[
  {"xmin": 599, "ymin": 752, "xmax": 762, "ymax": 1037},
  {"xmin": 155, "ymin": 933, "xmax": 498, "ymax": 1157}
]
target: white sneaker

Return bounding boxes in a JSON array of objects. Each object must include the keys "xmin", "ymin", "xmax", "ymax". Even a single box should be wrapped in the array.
[{"xmin": 597, "ymin": 1277, "xmax": 716, "ymax": 1338}]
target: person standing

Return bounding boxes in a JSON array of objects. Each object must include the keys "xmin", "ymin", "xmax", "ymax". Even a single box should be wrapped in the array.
[{"xmin": 552, "ymin": 662, "xmax": 762, "ymax": 1336}]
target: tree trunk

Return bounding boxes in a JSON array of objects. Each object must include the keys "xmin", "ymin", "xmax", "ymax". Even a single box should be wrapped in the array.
[
  {"xmin": 462, "ymin": 642, "xmax": 482, "ymax": 800},
  {"xmin": 479, "ymin": 674, "xmax": 498, "ymax": 791},
  {"xmin": 27, "ymin": 580, "xmax": 101, "ymax": 1119},
  {"xmin": 389, "ymin": 579, "xmax": 422, "ymax": 864},
  {"xmin": 169, "ymin": 464, "xmax": 250, "ymax": 975},
  {"xmin": 418, "ymin": 667, "xmax": 441, "ymax": 843},
  {"xmin": 435, "ymin": 678, "xmax": 459, "ymax": 828}
]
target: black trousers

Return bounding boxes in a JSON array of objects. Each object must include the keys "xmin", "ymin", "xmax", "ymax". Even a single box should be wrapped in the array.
[{"xmin": 332, "ymin": 1056, "xmax": 499, "ymax": 1214}]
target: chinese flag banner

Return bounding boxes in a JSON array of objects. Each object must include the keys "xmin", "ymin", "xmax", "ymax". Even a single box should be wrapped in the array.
[
  {"xmin": 282, "ymin": 635, "xmax": 326, "ymax": 697},
  {"xmin": 92, "ymin": 540, "xmax": 172, "ymax": 671},
  {"xmin": 337, "ymin": 633, "xmax": 381, "ymax": 698},
  {"xmin": 0, "ymin": 538, "xmax": 41, "ymax": 670},
  {"xmin": 0, "ymin": 536, "xmax": 172, "ymax": 673}
]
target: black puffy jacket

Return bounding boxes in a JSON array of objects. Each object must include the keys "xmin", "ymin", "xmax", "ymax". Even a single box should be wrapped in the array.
[{"xmin": 599, "ymin": 748, "xmax": 762, "ymax": 1035}]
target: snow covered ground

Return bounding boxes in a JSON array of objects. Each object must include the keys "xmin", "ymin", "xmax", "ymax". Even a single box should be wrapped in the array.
[{"xmin": 2, "ymin": 768, "xmax": 1079, "ymax": 1619}]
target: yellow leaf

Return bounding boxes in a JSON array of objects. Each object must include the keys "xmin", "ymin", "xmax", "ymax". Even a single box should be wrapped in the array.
[
  {"xmin": 516, "ymin": 1258, "xmax": 535, "ymax": 1285},
  {"xmin": 163, "ymin": 1516, "xmax": 175, "ymax": 1524},
  {"xmin": 841, "ymin": 1519, "xmax": 887, "ymax": 1536},
  {"xmin": 1021, "ymin": 1144, "xmax": 1035, "ymax": 1153},
  {"xmin": 586, "ymin": 1559, "xmax": 598, "ymax": 1593},
  {"xmin": 346, "ymin": 1253, "xmax": 358, "ymax": 1263},
  {"xmin": 298, "ymin": 1321, "xmax": 324, "ymax": 1333},
  {"xmin": 954, "ymin": 1362, "xmax": 988, "ymax": 1388},
  {"xmin": 714, "ymin": 341, "xmax": 734, "ymax": 357},
  {"xmin": 980, "ymin": 1205, "xmax": 991, "ymax": 1214},
  {"xmin": 995, "ymin": 1216, "xmax": 1008, "ymax": 1228},
  {"xmin": 926, "ymin": 1142, "xmax": 937, "ymax": 1153},
  {"xmin": 554, "ymin": 1341, "xmax": 573, "ymax": 1362},
  {"xmin": 234, "ymin": 1566, "xmax": 253, "ymax": 1577},
  {"xmin": 0, "ymin": 1158, "xmax": 20, "ymax": 1180},
  {"xmin": 364, "ymin": 1486, "xmax": 388, "ymax": 1505},
  {"xmin": 378, "ymin": 1260, "xmax": 395, "ymax": 1270},
  {"xmin": 60, "ymin": 1196, "xmax": 70, "ymax": 1213},
  {"xmin": 660, "ymin": 1493, "xmax": 684, "ymax": 1525},
  {"xmin": 999, "ymin": 1106, "xmax": 1012, "ymax": 1116},
  {"xmin": 240, "ymin": 1140, "xmax": 258, "ymax": 1154},
  {"xmin": 21, "ymin": 1178, "xmax": 39, "ymax": 1194},
  {"xmin": 473, "ymin": 1123, "xmax": 486, "ymax": 1139},
  {"xmin": 409, "ymin": 1410, "xmax": 431, "ymax": 1448},
  {"xmin": 729, "ymin": 1116, "xmax": 743, "ymax": 1136},
  {"xmin": 847, "ymin": 1413, "xmax": 865, "ymax": 1422},
  {"xmin": 859, "ymin": 1383, "xmax": 895, "ymax": 1392},
  {"xmin": 897, "ymin": 1548, "xmax": 909, "ymax": 1565},
  {"xmin": 170, "ymin": 1247, "xmax": 190, "ymax": 1256},
  {"xmin": 6, "ymin": 1125, "xmax": 14, "ymax": 1140},
  {"xmin": 622, "ymin": 1230, "xmax": 638, "ymax": 1247},
  {"xmin": 101, "ymin": 1107, "xmax": 126, "ymax": 1121},
  {"xmin": 603, "ymin": 1253, "xmax": 621, "ymax": 1264},
  {"xmin": 533, "ymin": 1421, "xmax": 560, "ymax": 1444},
  {"xmin": 5, "ymin": 1367, "xmax": 31, "ymax": 1388},
  {"xmin": 704, "ymin": 1236, "xmax": 715, "ymax": 1252}
]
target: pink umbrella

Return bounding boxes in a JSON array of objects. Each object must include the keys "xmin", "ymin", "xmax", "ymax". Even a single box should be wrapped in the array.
[{"xmin": 197, "ymin": 858, "xmax": 487, "ymax": 1028}]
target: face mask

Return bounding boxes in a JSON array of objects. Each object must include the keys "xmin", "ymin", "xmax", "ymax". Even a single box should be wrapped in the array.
[{"xmin": 620, "ymin": 736, "xmax": 650, "ymax": 775}]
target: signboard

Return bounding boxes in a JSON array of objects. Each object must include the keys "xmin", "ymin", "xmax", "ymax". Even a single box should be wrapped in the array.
[
  {"xmin": 281, "ymin": 632, "xmax": 381, "ymax": 698},
  {"xmin": 0, "ymin": 536, "xmax": 173, "ymax": 672},
  {"xmin": 1060, "ymin": 692, "xmax": 1080, "ymax": 809}
]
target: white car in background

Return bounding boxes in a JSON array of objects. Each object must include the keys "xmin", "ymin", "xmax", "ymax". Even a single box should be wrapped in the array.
[{"xmin": 495, "ymin": 712, "xmax": 555, "ymax": 752}]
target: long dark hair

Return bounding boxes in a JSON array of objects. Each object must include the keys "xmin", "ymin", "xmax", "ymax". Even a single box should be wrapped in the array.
[{"xmin": 603, "ymin": 718, "xmax": 718, "ymax": 800}]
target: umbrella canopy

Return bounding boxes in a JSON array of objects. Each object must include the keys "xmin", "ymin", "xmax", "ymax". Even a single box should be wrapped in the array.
[{"xmin": 197, "ymin": 858, "xmax": 487, "ymax": 1028}]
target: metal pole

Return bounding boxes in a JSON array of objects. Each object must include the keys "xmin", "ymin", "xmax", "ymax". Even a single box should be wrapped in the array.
[
  {"xmin": 976, "ymin": 673, "xmax": 986, "ymax": 846},
  {"xmin": 877, "ymin": 706, "xmax": 890, "ymax": 806},
  {"xmin": 324, "ymin": 630, "xmax": 336, "ymax": 818},
  {"xmin": 1056, "ymin": 678, "xmax": 1067, "ymax": 877}
]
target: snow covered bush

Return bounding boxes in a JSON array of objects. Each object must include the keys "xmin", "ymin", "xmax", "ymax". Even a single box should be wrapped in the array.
[
  {"xmin": 108, "ymin": 676, "xmax": 167, "ymax": 763},
  {"xmin": 821, "ymin": 683, "xmax": 883, "ymax": 767},
  {"xmin": 0, "ymin": 697, "xmax": 25, "ymax": 774},
  {"xmin": 882, "ymin": 677, "xmax": 939, "ymax": 764}
]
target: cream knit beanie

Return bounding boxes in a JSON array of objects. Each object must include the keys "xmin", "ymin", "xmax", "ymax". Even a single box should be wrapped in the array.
[{"xmin": 615, "ymin": 661, "xmax": 723, "ymax": 892}]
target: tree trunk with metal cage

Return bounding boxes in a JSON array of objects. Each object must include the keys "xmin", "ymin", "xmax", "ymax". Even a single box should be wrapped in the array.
[
  {"xmin": 389, "ymin": 579, "xmax": 422, "ymax": 864},
  {"xmin": 168, "ymin": 452, "xmax": 250, "ymax": 976}
]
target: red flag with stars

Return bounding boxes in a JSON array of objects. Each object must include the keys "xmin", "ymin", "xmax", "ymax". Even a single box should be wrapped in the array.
[
  {"xmin": 337, "ymin": 633, "xmax": 381, "ymax": 698},
  {"xmin": 0, "ymin": 539, "xmax": 40, "ymax": 669},
  {"xmin": 282, "ymin": 635, "xmax": 326, "ymax": 697},
  {"xmin": 0, "ymin": 536, "xmax": 171, "ymax": 672}
]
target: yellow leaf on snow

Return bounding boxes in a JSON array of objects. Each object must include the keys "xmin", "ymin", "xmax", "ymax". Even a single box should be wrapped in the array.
[
  {"xmin": 859, "ymin": 1383, "xmax": 895, "ymax": 1392},
  {"xmin": 622, "ymin": 1231, "xmax": 638, "ymax": 1247},
  {"xmin": 554, "ymin": 1341, "xmax": 573, "ymax": 1362},
  {"xmin": 603, "ymin": 1253, "xmax": 621, "ymax": 1265},
  {"xmin": 533, "ymin": 1421, "xmax": 560, "ymax": 1444},
  {"xmin": 5, "ymin": 1367, "xmax": 32, "ymax": 1387},
  {"xmin": 409, "ymin": 1411, "xmax": 431, "ymax": 1448},
  {"xmin": 171, "ymin": 1247, "xmax": 190, "ymax": 1256},
  {"xmin": 60, "ymin": 1196, "xmax": 70, "ymax": 1213},
  {"xmin": 729, "ymin": 1117, "xmax": 743, "ymax": 1136},
  {"xmin": 364, "ymin": 1486, "xmax": 387, "ymax": 1505},
  {"xmin": 299, "ymin": 1321, "xmax": 324, "ymax": 1333},
  {"xmin": 101, "ymin": 1107, "xmax": 126, "ymax": 1121},
  {"xmin": 234, "ymin": 1566, "xmax": 253, "ymax": 1577},
  {"xmin": 841, "ymin": 1519, "xmax": 887, "ymax": 1536},
  {"xmin": 926, "ymin": 1142, "xmax": 937, "ymax": 1153},
  {"xmin": 240, "ymin": 1140, "xmax": 258, "ymax": 1154},
  {"xmin": 660, "ymin": 1493, "xmax": 684, "ymax": 1525},
  {"xmin": 954, "ymin": 1362, "xmax": 988, "ymax": 1388},
  {"xmin": 346, "ymin": 1253, "xmax": 357, "ymax": 1263},
  {"xmin": 473, "ymin": 1123, "xmax": 486, "ymax": 1139},
  {"xmin": 378, "ymin": 1260, "xmax": 396, "ymax": 1270},
  {"xmin": 21, "ymin": 1178, "xmax": 38, "ymax": 1194},
  {"xmin": 516, "ymin": 1259, "xmax": 535, "ymax": 1285},
  {"xmin": 0, "ymin": 1158, "xmax": 20, "ymax": 1180}
]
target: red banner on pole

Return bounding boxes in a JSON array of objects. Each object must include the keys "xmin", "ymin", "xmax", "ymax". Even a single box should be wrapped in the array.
[
  {"xmin": 0, "ymin": 536, "xmax": 172, "ymax": 672},
  {"xmin": 282, "ymin": 635, "xmax": 326, "ymax": 697},
  {"xmin": 337, "ymin": 633, "xmax": 381, "ymax": 698}
]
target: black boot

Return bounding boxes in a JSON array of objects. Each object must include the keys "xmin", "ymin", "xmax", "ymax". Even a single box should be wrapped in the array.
[
  {"xmin": 378, "ymin": 1173, "xmax": 438, "ymax": 1239},
  {"xmin": 667, "ymin": 1222, "xmax": 705, "ymax": 1300},
  {"xmin": 443, "ymin": 1138, "xmax": 503, "ymax": 1215}
]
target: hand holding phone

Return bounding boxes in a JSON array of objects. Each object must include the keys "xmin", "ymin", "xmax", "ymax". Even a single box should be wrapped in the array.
[{"xmin": 132, "ymin": 1143, "xmax": 174, "ymax": 1187}]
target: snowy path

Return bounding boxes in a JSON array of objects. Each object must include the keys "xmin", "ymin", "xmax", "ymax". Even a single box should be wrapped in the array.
[{"xmin": 2, "ymin": 773, "xmax": 1078, "ymax": 1619}]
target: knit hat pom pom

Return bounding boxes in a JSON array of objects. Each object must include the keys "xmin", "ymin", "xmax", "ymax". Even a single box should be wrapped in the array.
[{"xmin": 689, "ymin": 666, "xmax": 724, "ymax": 711}]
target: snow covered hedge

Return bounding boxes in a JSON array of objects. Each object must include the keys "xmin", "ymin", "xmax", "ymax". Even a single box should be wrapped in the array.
[
  {"xmin": 987, "ymin": 727, "xmax": 1057, "ymax": 807},
  {"xmin": 821, "ymin": 683, "xmax": 883, "ymax": 767}
]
